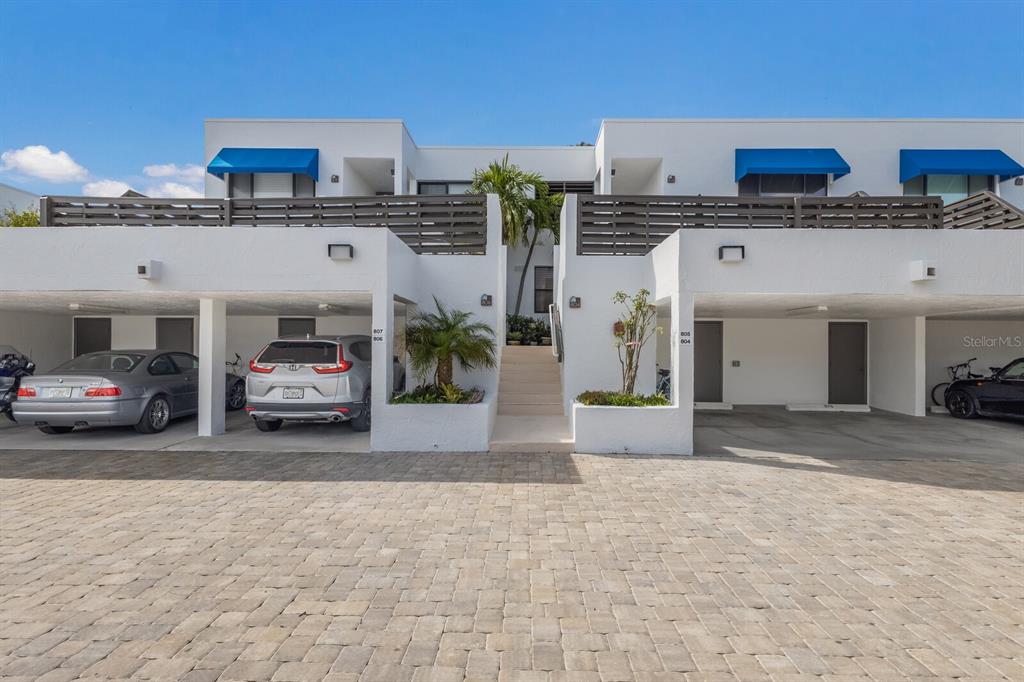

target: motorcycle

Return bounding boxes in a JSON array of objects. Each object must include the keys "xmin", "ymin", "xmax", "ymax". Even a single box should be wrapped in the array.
[{"xmin": 0, "ymin": 346, "xmax": 36, "ymax": 422}]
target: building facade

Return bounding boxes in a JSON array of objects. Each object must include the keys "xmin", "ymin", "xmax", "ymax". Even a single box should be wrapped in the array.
[{"xmin": 2, "ymin": 118, "xmax": 1022, "ymax": 453}]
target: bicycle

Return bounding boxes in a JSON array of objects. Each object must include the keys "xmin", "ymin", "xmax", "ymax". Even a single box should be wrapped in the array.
[
  {"xmin": 656, "ymin": 367, "xmax": 671, "ymax": 401},
  {"xmin": 931, "ymin": 357, "xmax": 984, "ymax": 406}
]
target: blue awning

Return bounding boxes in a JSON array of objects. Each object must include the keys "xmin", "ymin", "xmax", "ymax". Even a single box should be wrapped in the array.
[
  {"xmin": 899, "ymin": 149, "xmax": 1024, "ymax": 183},
  {"xmin": 207, "ymin": 148, "xmax": 319, "ymax": 180},
  {"xmin": 735, "ymin": 148, "xmax": 850, "ymax": 181}
]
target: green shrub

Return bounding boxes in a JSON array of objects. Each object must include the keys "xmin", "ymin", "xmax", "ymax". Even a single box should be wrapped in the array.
[
  {"xmin": 392, "ymin": 383, "xmax": 484, "ymax": 405},
  {"xmin": 506, "ymin": 314, "xmax": 551, "ymax": 344},
  {"xmin": 0, "ymin": 209, "xmax": 40, "ymax": 227},
  {"xmin": 575, "ymin": 390, "xmax": 670, "ymax": 407}
]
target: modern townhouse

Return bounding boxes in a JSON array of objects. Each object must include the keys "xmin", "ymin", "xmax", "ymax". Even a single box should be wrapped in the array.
[{"xmin": 1, "ymin": 118, "xmax": 1022, "ymax": 454}]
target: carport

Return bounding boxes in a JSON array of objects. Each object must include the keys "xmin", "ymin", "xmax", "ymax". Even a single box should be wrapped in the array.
[{"xmin": 0, "ymin": 290, "xmax": 404, "ymax": 453}]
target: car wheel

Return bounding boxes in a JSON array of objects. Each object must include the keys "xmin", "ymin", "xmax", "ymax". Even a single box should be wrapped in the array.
[
  {"xmin": 226, "ymin": 381, "xmax": 246, "ymax": 411},
  {"xmin": 946, "ymin": 390, "xmax": 977, "ymax": 419},
  {"xmin": 135, "ymin": 395, "xmax": 172, "ymax": 434},
  {"xmin": 38, "ymin": 425, "xmax": 73, "ymax": 434},
  {"xmin": 255, "ymin": 419, "xmax": 282, "ymax": 432},
  {"xmin": 351, "ymin": 390, "xmax": 371, "ymax": 432}
]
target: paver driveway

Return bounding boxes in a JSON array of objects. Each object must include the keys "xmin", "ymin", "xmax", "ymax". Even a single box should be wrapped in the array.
[{"xmin": 1, "ymin": 441, "xmax": 1021, "ymax": 681}]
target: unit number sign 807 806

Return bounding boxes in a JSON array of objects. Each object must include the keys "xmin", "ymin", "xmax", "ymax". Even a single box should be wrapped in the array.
[{"xmin": 372, "ymin": 328, "xmax": 385, "ymax": 342}]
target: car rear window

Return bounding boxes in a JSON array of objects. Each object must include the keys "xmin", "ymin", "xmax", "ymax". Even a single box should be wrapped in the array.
[
  {"xmin": 57, "ymin": 352, "xmax": 145, "ymax": 372},
  {"xmin": 258, "ymin": 341, "xmax": 337, "ymax": 364}
]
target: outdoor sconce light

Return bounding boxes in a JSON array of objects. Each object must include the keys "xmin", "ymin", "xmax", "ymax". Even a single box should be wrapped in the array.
[
  {"xmin": 480, "ymin": 294, "xmax": 492, "ymax": 307},
  {"xmin": 909, "ymin": 260, "xmax": 937, "ymax": 282},
  {"xmin": 610, "ymin": 168, "xmax": 616, "ymax": 176},
  {"xmin": 569, "ymin": 296, "xmax": 582, "ymax": 309},
  {"xmin": 718, "ymin": 245, "xmax": 745, "ymax": 262},
  {"xmin": 1016, "ymin": 177, "xmax": 1023, "ymax": 186},
  {"xmin": 136, "ymin": 260, "xmax": 161, "ymax": 280},
  {"xmin": 330, "ymin": 174, "xmax": 340, "ymax": 183},
  {"xmin": 667, "ymin": 174, "xmax": 676, "ymax": 184},
  {"xmin": 328, "ymin": 243, "xmax": 354, "ymax": 260}
]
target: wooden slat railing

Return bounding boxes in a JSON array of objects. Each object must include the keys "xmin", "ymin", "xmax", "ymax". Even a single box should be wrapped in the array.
[
  {"xmin": 578, "ymin": 195, "xmax": 944, "ymax": 255},
  {"xmin": 39, "ymin": 194, "xmax": 488, "ymax": 255},
  {"xmin": 943, "ymin": 191, "xmax": 1024, "ymax": 230}
]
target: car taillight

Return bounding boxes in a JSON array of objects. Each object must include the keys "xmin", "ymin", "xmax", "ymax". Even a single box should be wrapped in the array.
[
  {"xmin": 16, "ymin": 387, "xmax": 36, "ymax": 397},
  {"xmin": 249, "ymin": 346, "xmax": 275, "ymax": 374},
  {"xmin": 84, "ymin": 386, "xmax": 122, "ymax": 397},
  {"xmin": 313, "ymin": 345, "xmax": 352, "ymax": 374}
]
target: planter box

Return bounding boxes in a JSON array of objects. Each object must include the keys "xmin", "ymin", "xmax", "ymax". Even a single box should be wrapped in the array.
[
  {"xmin": 572, "ymin": 402, "xmax": 691, "ymax": 455},
  {"xmin": 373, "ymin": 394, "xmax": 497, "ymax": 452}
]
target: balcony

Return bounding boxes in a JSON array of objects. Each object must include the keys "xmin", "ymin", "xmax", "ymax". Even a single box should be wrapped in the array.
[
  {"xmin": 576, "ymin": 195, "xmax": 953, "ymax": 255},
  {"xmin": 38, "ymin": 194, "xmax": 489, "ymax": 255}
]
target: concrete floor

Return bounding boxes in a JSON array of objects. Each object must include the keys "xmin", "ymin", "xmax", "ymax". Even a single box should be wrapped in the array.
[
  {"xmin": 0, "ymin": 409, "xmax": 370, "ymax": 453},
  {"xmin": 695, "ymin": 405, "xmax": 1022, "ymax": 464}
]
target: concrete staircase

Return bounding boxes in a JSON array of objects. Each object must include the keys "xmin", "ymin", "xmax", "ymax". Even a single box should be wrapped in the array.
[
  {"xmin": 491, "ymin": 345, "xmax": 573, "ymax": 453},
  {"xmin": 497, "ymin": 345, "xmax": 563, "ymax": 416}
]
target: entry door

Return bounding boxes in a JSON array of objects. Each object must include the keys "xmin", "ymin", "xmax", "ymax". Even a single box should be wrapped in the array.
[
  {"xmin": 156, "ymin": 318, "xmax": 194, "ymax": 353},
  {"xmin": 73, "ymin": 317, "xmax": 111, "ymax": 357},
  {"xmin": 828, "ymin": 322, "xmax": 867, "ymax": 404},
  {"xmin": 694, "ymin": 321, "xmax": 723, "ymax": 402}
]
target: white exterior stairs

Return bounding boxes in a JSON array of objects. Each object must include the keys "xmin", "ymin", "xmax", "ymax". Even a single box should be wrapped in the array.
[{"xmin": 490, "ymin": 345, "xmax": 573, "ymax": 453}]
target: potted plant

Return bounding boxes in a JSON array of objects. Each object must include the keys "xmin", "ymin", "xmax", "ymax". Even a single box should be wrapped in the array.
[{"xmin": 507, "ymin": 331, "xmax": 523, "ymax": 346}]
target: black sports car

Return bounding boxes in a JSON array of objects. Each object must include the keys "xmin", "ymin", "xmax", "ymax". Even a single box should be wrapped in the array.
[{"xmin": 945, "ymin": 357, "xmax": 1024, "ymax": 419}]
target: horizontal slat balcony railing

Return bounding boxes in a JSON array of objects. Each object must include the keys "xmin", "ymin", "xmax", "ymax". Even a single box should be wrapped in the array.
[
  {"xmin": 943, "ymin": 191, "xmax": 1024, "ymax": 231},
  {"xmin": 39, "ymin": 194, "xmax": 489, "ymax": 255},
  {"xmin": 578, "ymin": 194, "xmax": 945, "ymax": 255}
]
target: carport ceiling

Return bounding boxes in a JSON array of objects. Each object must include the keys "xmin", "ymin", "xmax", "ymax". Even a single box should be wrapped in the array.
[
  {"xmin": 694, "ymin": 293, "xmax": 1024, "ymax": 321},
  {"xmin": 0, "ymin": 291, "xmax": 374, "ymax": 316}
]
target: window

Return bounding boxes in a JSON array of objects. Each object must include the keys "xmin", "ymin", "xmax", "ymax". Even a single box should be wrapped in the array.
[
  {"xmin": 57, "ymin": 352, "xmax": 144, "ymax": 373},
  {"xmin": 278, "ymin": 318, "xmax": 316, "ymax": 337},
  {"xmin": 903, "ymin": 175, "xmax": 993, "ymax": 204},
  {"xmin": 348, "ymin": 341, "xmax": 371, "ymax": 362},
  {"xmin": 257, "ymin": 341, "xmax": 337, "ymax": 364},
  {"xmin": 148, "ymin": 354, "xmax": 179, "ymax": 376},
  {"xmin": 546, "ymin": 180, "xmax": 595, "ymax": 194},
  {"xmin": 169, "ymin": 353, "xmax": 199, "ymax": 372},
  {"xmin": 418, "ymin": 181, "xmax": 472, "ymax": 195},
  {"xmin": 534, "ymin": 266, "xmax": 553, "ymax": 314},
  {"xmin": 738, "ymin": 174, "xmax": 828, "ymax": 197},
  {"xmin": 228, "ymin": 173, "xmax": 252, "ymax": 198},
  {"xmin": 229, "ymin": 173, "xmax": 315, "ymax": 198}
]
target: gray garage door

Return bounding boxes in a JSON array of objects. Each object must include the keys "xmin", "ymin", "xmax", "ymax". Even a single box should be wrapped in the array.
[
  {"xmin": 828, "ymin": 321, "xmax": 867, "ymax": 404},
  {"xmin": 694, "ymin": 321, "xmax": 723, "ymax": 402},
  {"xmin": 156, "ymin": 318, "xmax": 194, "ymax": 353}
]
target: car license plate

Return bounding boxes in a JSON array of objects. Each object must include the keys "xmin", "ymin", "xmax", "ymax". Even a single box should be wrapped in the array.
[
  {"xmin": 282, "ymin": 388, "xmax": 304, "ymax": 399},
  {"xmin": 48, "ymin": 387, "xmax": 72, "ymax": 398}
]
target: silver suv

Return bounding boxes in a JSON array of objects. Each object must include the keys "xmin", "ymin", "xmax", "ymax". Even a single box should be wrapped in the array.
[{"xmin": 245, "ymin": 335, "xmax": 404, "ymax": 433}]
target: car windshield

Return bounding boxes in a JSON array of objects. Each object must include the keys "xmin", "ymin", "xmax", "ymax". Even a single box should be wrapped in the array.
[
  {"xmin": 258, "ymin": 341, "xmax": 337, "ymax": 364},
  {"xmin": 1001, "ymin": 359, "xmax": 1024, "ymax": 380},
  {"xmin": 56, "ymin": 352, "xmax": 145, "ymax": 372}
]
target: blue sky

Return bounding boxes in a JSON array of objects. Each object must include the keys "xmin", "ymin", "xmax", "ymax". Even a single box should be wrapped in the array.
[{"xmin": 1, "ymin": 0, "xmax": 1022, "ymax": 197}]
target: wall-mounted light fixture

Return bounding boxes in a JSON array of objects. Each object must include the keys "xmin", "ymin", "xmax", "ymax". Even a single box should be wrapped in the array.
[
  {"xmin": 136, "ymin": 259, "xmax": 161, "ymax": 279},
  {"xmin": 1016, "ymin": 177, "xmax": 1023, "ymax": 186},
  {"xmin": 318, "ymin": 303, "xmax": 333, "ymax": 312},
  {"xmin": 909, "ymin": 260, "xmax": 937, "ymax": 282},
  {"xmin": 328, "ymin": 244, "xmax": 354, "ymax": 260},
  {"xmin": 330, "ymin": 174, "xmax": 340, "ymax": 183},
  {"xmin": 610, "ymin": 168, "xmax": 616, "ymax": 176},
  {"xmin": 569, "ymin": 296, "xmax": 582, "ymax": 309},
  {"xmin": 390, "ymin": 168, "xmax": 395, "ymax": 176},
  {"xmin": 667, "ymin": 174, "xmax": 676, "ymax": 184},
  {"xmin": 718, "ymin": 245, "xmax": 745, "ymax": 262},
  {"xmin": 480, "ymin": 294, "xmax": 492, "ymax": 307}
]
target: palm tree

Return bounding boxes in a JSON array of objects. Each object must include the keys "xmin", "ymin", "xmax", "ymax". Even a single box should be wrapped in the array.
[
  {"xmin": 470, "ymin": 154, "xmax": 544, "ymax": 247},
  {"xmin": 469, "ymin": 155, "xmax": 563, "ymax": 316},
  {"xmin": 406, "ymin": 297, "xmax": 497, "ymax": 387}
]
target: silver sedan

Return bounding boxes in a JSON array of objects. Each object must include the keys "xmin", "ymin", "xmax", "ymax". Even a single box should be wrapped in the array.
[{"xmin": 12, "ymin": 350, "xmax": 246, "ymax": 434}]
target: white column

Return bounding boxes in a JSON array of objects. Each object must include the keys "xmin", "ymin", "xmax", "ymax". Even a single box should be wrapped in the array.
[
  {"xmin": 673, "ymin": 291, "xmax": 696, "ymax": 455},
  {"xmin": 198, "ymin": 298, "xmax": 227, "ymax": 436},
  {"xmin": 868, "ymin": 316, "xmax": 926, "ymax": 417},
  {"xmin": 368, "ymin": 291, "xmax": 393, "ymax": 452}
]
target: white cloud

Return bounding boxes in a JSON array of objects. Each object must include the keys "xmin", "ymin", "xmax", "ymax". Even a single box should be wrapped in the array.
[
  {"xmin": 143, "ymin": 182, "xmax": 203, "ymax": 198},
  {"xmin": 1, "ymin": 145, "xmax": 88, "ymax": 182},
  {"xmin": 143, "ymin": 163, "xmax": 205, "ymax": 182},
  {"xmin": 82, "ymin": 179, "xmax": 132, "ymax": 196}
]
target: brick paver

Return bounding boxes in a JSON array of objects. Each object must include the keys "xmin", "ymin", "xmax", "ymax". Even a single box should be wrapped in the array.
[{"xmin": 1, "ymin": 448, "xmax": 1021, "ymax": 680}]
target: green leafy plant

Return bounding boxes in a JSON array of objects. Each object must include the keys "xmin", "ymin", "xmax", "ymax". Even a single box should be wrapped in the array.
[
  {"xmin": 576, "ymin": 391, "xmax": 670, "ymax": 407},
  {"xmin": 0, "ymin": 208, "xmax": 40, "ymax": 227},
  {"xmin": 612, "ymin": 289, "xmax": 662, "ymax": 395},
  {"xmin": 392, "ymin": 383, "xmax": 484, "ymax": 404},
  {"xmin": 406, "ymin": 297, "xmax": 496, "ymax": 388}
]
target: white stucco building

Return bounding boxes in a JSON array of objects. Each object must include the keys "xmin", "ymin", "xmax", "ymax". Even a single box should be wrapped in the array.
[{"xmin": 2, "ymin": 118, "xmax": 1022, "ymax": 453}]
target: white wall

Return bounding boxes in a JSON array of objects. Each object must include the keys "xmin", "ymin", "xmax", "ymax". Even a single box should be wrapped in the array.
[
  {"xmin": 599, "ymin": 119, "xmax": 1024, "ymax": 208},
  {"xmin": 869, "ymin": 317, "xmax": 925, "ymax": 416},
  {"xmin": 926, "ymin": 320, "xmax": 1024, "ymax": 391},
  {"xmin": 506, "ymin": 234, "xmax": 555, "ymax": 320},
  {"xmin": 0, "ymin": 311, "xmax": 71, "ymax": 372},
  {"xmin": 722, "ymin": 319, "xmax": 828, "ymax": 405}
]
